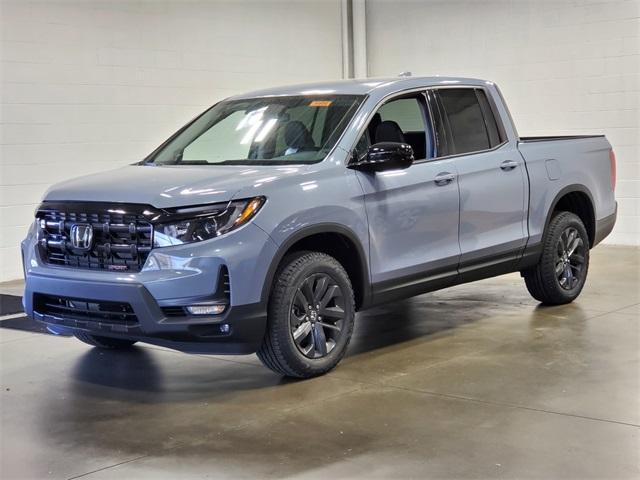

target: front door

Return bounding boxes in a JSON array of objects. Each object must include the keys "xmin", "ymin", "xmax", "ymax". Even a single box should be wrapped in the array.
[{"xmin": 353, "ymin": 93, "xmax": 461, "ymax": 301}]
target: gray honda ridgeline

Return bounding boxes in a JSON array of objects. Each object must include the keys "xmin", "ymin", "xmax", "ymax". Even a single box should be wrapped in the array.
[{"xmin": 22, "ymin": 77, "xmax": 617, "ymax": 377}]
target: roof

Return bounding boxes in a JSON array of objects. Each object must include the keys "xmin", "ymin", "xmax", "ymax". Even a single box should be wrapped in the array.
[{"xmin": 231, "ymin": 76, "xmax": 494, "ymax": 100}]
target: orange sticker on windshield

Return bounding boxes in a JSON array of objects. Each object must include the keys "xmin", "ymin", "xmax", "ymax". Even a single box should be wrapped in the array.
[{"xmin": 310, "ymin": 100, "xmax": 333, "ymax": 107}]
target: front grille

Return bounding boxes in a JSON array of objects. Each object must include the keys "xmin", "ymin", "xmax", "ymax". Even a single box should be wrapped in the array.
[
  {"xmin": 34, "ymin": 293, "xmax": 138, "ymax": 326},
  {"xmin": 36, "ymin": 203, "xmax": 155, "ymax": 272}
]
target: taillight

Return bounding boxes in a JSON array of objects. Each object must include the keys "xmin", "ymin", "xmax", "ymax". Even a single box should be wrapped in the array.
[{"xmin": 609, "ymin": 149, "xmax": 616, "ymax": 191}]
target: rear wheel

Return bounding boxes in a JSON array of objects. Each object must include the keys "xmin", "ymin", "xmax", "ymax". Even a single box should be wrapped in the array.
[
  {"xmin": 523, "ymin": 211, "xmax": 590, "ymax": 305},
  {"xmin": 74, "ymin": 332, "xmax": 137, "ymax": 349},
  {"xmin": 257, "ymin": 251, "xmax": 355, "ymax": 378}
]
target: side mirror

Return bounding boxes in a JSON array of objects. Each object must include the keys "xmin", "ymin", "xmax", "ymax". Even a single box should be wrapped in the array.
[{"xmin": 349, "ymin": 142, "xmax": 414, "ymax": 172}]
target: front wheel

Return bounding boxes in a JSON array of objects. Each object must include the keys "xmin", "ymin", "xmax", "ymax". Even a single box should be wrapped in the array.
[
  {"xmin": 257, "ymin": 251, "xmax": 356, "ymax": 378},
  {"xmin": 523, "ymin": 211, "xmax": 590, "ymax": 305}
]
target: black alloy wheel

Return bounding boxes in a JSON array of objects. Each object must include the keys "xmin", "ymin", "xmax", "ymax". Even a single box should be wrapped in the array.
[
  {"xmin": 555, "ymin": 226, "xmax": 587, "ymax": 291},
  {"xmin": 290, "ymin": 273, "xmax": 347, "ymax": 359}
]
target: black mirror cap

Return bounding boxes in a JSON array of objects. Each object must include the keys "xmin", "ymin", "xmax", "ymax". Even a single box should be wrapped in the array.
[{"xmin": 349, "ymin": 142, "xmax": 414, "ymax": 172}]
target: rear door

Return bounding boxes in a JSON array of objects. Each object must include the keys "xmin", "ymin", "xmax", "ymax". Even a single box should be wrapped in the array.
[{"xmin": 429, "ymin": 87, "xmax": 528, "ymax": 277}]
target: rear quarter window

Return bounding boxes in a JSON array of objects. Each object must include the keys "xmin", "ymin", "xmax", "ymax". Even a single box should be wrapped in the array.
[{"xmin": 476, "ymin": 89, "xmax": 502, "ymax": 147}]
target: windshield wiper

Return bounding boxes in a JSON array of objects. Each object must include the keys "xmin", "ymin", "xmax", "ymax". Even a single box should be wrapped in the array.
[{"xmin": 171, "ymin": 160, "xmax": 210, "ymax": 165}]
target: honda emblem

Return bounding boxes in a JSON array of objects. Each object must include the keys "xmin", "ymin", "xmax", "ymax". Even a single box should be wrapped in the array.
[{"xmin": 70, "ymin": 224, "xmax": 93, "ymax": 250}]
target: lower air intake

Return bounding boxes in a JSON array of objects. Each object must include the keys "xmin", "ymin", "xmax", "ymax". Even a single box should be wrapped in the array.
[{"xmin": 33, "ymin": 293, "xmax": 138, "ymax": 327}]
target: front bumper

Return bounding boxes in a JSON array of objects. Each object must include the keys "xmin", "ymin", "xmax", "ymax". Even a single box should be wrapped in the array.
[
  {"xmin": 22, "ymin": 223, "xmax": 277, "ymax": 354},
  {"xmin": 28, "ymin": 275, "xmax": 266, "ymax": 354}
]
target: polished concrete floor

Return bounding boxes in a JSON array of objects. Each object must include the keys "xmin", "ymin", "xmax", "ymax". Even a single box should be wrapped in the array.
[{"xmin": 1, "ymin": 245, "xmax": 638, "ymax": 479}]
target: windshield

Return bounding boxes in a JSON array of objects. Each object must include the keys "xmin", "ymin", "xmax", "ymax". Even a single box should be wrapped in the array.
[{"xmin": 147, "ymin": 95, "xmax": 364, "ymax": 166}]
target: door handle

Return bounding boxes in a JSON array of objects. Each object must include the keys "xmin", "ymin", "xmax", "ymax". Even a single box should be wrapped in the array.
[
  {"xmin": 500, "ymin": 160, "xmax": 518, "ymax": 171},
  {"xmin": 434, "ymin": 172, "xmax": 456, "ymax": 186}
]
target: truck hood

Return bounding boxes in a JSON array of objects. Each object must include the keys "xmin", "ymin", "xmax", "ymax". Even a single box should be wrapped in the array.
[{"xmin": 43, "ymin": 164, "xmax": 307, "ymax": 209}]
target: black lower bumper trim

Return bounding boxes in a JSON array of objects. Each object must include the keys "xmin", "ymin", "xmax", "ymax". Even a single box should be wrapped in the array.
[
  {"xmin": 36, "ymin": 302, "xmax": 267, "ymax": 355},
  {"xmin": 593, "ymin": 204, "xmax": 617, "ymax": 246}
]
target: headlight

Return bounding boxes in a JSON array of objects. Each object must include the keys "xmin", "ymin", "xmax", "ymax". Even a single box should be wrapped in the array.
[{"xmin": 153, "ymin": 197, "xmax": 265, "ymax": 247}]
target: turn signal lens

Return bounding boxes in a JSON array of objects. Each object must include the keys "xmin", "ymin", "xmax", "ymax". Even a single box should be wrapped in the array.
[{"xmin": 234, "ymin": 197, "xmax": 265, "ymax": 227}]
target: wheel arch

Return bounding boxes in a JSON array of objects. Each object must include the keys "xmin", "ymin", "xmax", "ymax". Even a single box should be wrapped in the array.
[
  {"xmin": 261, "ymin": 224, "xmax": 371, "ymax": 310},
  {"xmin": 545, "ymin": 185, "xmax": 596, "ymax": 247}
]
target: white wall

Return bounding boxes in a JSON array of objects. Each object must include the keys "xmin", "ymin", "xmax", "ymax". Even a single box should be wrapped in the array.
[
  {"xmin": 0, "ymin": 0, "xmax": 344, "ymax": 281},
  {"xmin": 367, "ymin": 0, "xmax": 639, "ymax": 245},
  {"xmin": 1, "ymin": 0, "xmax": 637, "ymax": 281}
]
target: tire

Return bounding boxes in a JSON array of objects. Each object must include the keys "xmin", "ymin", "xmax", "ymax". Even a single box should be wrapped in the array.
[
  {"xmin": 523, "ymin": 211, "xmax": 590, "ymax": 305},
  {"xmin": 74, "ymin": 332, "xmax": 137, "ymax": 349},
  {"xmin": 257, "ymin": 251, "xmax": 356, "ymax": 378}
]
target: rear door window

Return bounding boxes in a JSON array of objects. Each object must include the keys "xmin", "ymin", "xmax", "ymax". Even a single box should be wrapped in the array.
[{"xmin": 437, "ymin": 89, "xmax": 490, "ymax": 155}]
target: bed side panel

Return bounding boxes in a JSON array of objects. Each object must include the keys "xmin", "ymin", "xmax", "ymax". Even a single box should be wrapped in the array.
[{"xmin": 518, "ymin": 137, "xmax": 615, "ymax": 246}]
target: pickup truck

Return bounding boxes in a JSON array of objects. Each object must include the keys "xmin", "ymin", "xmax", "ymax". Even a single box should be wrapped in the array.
[{"xmin": 21, "ymin": 76, "xmax": 617, "ymax": 378}]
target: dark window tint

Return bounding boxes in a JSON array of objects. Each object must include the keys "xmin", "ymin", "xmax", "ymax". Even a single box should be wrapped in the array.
[
  {"xmin": 426, "ymin": 90, "xmax": 451, "ymax": 157},
  {"xmin": 438, "ymin": 89, "xmax": 490, "ymax": 154},
  {"xmin": 476, "ymin": 89, "xmax": 502, "ymax": 147}
]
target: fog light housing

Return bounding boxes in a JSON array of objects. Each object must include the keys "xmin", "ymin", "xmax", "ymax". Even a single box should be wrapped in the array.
[{"xmin": 186, "ymin": 304, "xmax": 226, "ymax": 315}]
